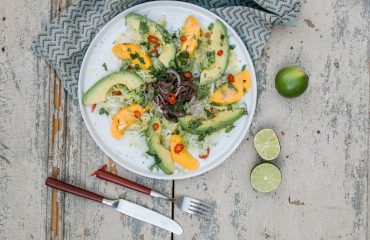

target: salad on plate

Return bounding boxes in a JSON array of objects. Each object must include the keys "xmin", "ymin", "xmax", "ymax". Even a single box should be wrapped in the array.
[{"xmin": 82, "ymin": 13, "xmax": 251, "ymax": 175}]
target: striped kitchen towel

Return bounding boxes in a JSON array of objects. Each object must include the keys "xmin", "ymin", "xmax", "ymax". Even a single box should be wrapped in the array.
[{"xmin": 32, "ymin": 0, "xmax": 300, "ymax": 98}]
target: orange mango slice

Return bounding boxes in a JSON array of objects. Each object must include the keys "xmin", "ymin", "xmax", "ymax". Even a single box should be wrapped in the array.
[
  {"xmin": 209, "ymin": 70, "xmax": 251, "ymax": 104},
  {"xmin": 111, "ymin": 103, "xmax": 151, "ymax": 140},
  {"xmin": 170, "ymin": 135, "xmax": 199, "ymax": 170},
  {"xmin": 180, "ymin": 16, "xmax": 201, "ymax": 56},
  {"xmin": 112, "ymin": 43, "xmax": 152, "ymax": 70}
]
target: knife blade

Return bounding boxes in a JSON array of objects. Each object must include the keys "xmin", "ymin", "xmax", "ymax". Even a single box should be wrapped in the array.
[
  {"xmin": 45, "ymin": 177, "xmax": 183, "ymax": 235},
  {"xmin": 104, "ymin": 199, "xmax": 183, "ymax": 235}
]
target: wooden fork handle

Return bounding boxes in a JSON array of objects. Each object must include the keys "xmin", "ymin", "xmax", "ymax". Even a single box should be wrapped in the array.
[
  {"xmin": 45, "ymin": 177, "xmax": 104, "ymax": 203},
  {"xmin": 96, "ymin": 169, "xmax": 152, "ymax": 195}
]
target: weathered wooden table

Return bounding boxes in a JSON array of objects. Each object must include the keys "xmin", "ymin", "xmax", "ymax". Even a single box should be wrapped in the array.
[{"xmin": 1, "ymin": 0, "xmax": 369, "ymax": 239}]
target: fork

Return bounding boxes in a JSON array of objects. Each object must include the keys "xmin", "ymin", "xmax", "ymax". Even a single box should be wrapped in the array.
[{"xmin": 95, "ymin": 169, "xmax": 214, "ymax": 218}]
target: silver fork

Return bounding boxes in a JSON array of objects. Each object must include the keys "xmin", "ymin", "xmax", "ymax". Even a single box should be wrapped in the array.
[{"xmin": 95, "ymin": 169, "xmax": 214, "ymax": 218}]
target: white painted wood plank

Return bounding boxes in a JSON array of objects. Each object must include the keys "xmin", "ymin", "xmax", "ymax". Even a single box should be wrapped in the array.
[
  {"xmin": 174, "ymin": 0, "xmax": 369, "ymax": 239},
  {"xmin": 0, "ymin": 0, "xmax": 52, "ymax": 239}
]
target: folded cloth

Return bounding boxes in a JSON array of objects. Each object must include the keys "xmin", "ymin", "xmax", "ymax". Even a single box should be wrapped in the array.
[{"xmin": 32, "ymin": 0, "xmax": 300, "ymax": 98}]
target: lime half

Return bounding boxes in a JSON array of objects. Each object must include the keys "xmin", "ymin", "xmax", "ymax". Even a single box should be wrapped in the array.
[
  {"xmin": 250, "ymin": 162, "xmax": 282, "ymax": 192},
  {"xmin": 254, "ymin": 129, "xmax": 280, "ymax": 161}
]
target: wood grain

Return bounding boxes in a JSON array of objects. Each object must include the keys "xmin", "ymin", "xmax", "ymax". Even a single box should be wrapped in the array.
[
  {"xmin": 174, "ymin": 0, "xmax": 370, "ymax": 239},
  {"xmin": 0, "ymin": 0, "xmax": 368, "ymax": 239}
]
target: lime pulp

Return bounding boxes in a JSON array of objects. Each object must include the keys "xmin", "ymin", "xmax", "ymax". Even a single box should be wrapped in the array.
[
  {"xmin": 253, "ymin": 129, "xmax": 280, "ymax": 161},
  {"xmin": 250, "ymin": 162, "xmax": 282, "ymax": 192}
]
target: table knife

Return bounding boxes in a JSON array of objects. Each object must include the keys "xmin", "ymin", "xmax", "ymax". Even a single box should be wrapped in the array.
[{"xmin": 45, "ymin": 177, "xmax": 183, "ymax": 235}]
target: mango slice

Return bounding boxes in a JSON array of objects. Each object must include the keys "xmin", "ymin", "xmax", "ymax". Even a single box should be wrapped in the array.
[
  {"xmin": 170, "ymin": 135, "xmax": 199, "ymax": 170},
  {"xmin": 180, "ymin": 16, "xmax": 201, "ymax": 56},
  {"xmin": 209, "ymin": 70, "xmax": 251, "ymax": 104},
  {"xmin": 112, "ymin": 43, "xmax": 152, "ymax": 70},
  {"xmin": 111, "ymin": 103, "xmax": 151, "ymax": 140}
]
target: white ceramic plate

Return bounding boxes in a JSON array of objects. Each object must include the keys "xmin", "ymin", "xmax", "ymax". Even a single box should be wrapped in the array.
[{"xmin": 78, "ymin": 1, "xmax": 257, "ymax": 180}]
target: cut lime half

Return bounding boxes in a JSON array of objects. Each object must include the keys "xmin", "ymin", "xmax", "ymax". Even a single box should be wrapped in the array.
[
  {"xmin": 254, "ymin": 129, "xmax": 280, "ymax": 160},
  {"xmin": 250, "ymin": 162, "xmax": 282, "ymax": 192}
]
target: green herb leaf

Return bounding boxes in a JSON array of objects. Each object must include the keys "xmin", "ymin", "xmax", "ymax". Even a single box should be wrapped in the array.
[
  {"xmin": 220, "ymin": 34, "xmax": 225, "ymax": 41},
  {"xmin": 188, "ymin": 119, "xmax": 202, "ymax": 129},
  {"xmin": 226, "ymin": 104, "xmax": 233, "ymax": 110},
  {"xmin": 229, "ymin": 45, "xmax": 236, "ymax": 50},
  {"xmin": 99, "ymin": 108, "xmax": 109, "ymax": 116},
  {"xmin": 130, "ymin": 52, "xmax": 140, "ymax": 59},
  {"xmin": 227, "ymin": 81, "xmax": 237, "ymax": 91},
  {"xmin": 206, "ymin": 51, "xmax": 215, "ymax": 64},
  {"xmin": 102, "ymin": 63, "xmax": 108, "ymax": 71},
  {"xmin": 242, "ymin": 64, "xmax": 247, "ymax": 71},
  {"xmin": 225, "ymin": 125, "xmax": 235, "ymax": 133},
  {"xmin": 120, "ymin": 60, "xmax": 130, "ymax": 71},
  {"xmin": 208, "ymin": 23, "xmax": 214, "ymax": 31},
  {"xmin": 197, "ymin": 85, "xmax": 209, "ymax": 100},
  {"xmin": 204, "ymin": 108, "xmax": 212, "ymax": 118},
  {"xmin": 139, "ymin": 20, "xmax": 149, "ymax": 35}
]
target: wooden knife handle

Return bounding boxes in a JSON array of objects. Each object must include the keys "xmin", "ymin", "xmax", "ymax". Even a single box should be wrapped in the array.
[
  {"xmin": 45, "ymin": 177, "xmax": 104, "ymax": 203},
  {"xmin": 96, "ymin": 169, "xmax": 152, "ymax": 195}
]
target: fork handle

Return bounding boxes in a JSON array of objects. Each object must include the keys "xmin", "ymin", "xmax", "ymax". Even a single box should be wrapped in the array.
[
  {"xmin": 96, "ymin": 169, "xmax": 152, "ymax": 195},
  {"xmin": 45, "ymin": 177, "xmax": 104, "ymax": 203}
]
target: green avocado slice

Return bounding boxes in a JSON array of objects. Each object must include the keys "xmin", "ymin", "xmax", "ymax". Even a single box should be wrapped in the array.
[
  {"xmin": 178, "ymin": 107, "xmax": 246, "ymax": 135},
  {"xmin": 82, "ymin": 71, "xmax": 143, "ymax": 105}
]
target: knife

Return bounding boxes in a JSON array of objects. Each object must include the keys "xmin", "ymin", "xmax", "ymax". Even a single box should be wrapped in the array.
[{"xmin": 45, "ymin": 177, "xmax": 183, "ymax": 235}]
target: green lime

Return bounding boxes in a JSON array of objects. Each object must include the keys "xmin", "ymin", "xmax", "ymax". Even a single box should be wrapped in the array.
[
  {"xmin": 275, "ymin": 66, "xmax": 309, "ymax": 98},
  {"xmin": 250, "ymin": 162, "xmax": 282, "ymax": 192},
  {"xmin": 254, "ymin": 129, "xmax": 280, "ymax": 161}
]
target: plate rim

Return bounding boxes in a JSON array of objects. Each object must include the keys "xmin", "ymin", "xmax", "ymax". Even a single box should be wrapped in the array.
[{"xmin": 78, "ymin": 0, "xmax": 257, "ymax": 180}]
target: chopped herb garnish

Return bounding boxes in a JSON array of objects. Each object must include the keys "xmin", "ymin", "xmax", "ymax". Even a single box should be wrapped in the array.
[
  {"xmin": 242, "ymin": 64, "xmax": 247, "ymax": 71},
  {"xmin": 225, "ymin": 125, "xmax": 235, "ymax": 133},
  {"xmin": 138, "ymin": 57, "xmax": 145, "ymax": 64},
  {"xmin": 207, "ymin": 39, "xmax": 211, "ymax": 45},
  {"xmin": 198, "ymin": 134, "xmax": 206, "ymax": 142},
  {"xmin": 127, "ymin": 48, "xmax": 131, "ymax": 52},
  {"xmin": 243, "ymin": 87, "xmax": 247, "ymax": 93},
  {"xmin": 220, "ymin": 34, "xmax": 225, "ymax": 41},
  {"xmin": 204, "ymin": 108, "xmax": 212, "ymax": 118},
  {"xmin": 130, "ymin": 52, "xmax": 139, "ymax": 59},
  {"xmin": 206, "ymin": 51, "xmax": 215, "ymax": 64},
  {"xmin": 229, "ymin": 45, "xmax": 236, "ymax": 50},
  {"xmin": 188, "ymin": 119, "xmax": 202, "ymax": 129},
  {"xmin": 149, "ymin": 155, "xmax": 161, "ymax": 171},
  {"xmin": 139, "ymin": 20, "xmax": 149, "ymax": 35},
  {"xmin": 197, "ymin": 85, "xmax": 209, "ymax": 100},
  {"xmin": 99, "ymin": 107, "xmax": 109, "ymax": 116},
  {"xmin": 226, "ymin": 104, "xmax": 233, "ymax": 110},
  {"xmin": 227, "ymin": 81, "xmax": 237, "ymax": 91},
  {"xmin": 102, "ymin": 63, "xmax": 108, "ymax": 71},
  {"xmin": 120, "ymin": 60, "xmax": 130, "ymax": 71},
  {"xmin": 197, "ymin": 39, "xmax": 202, "ymax": 46},
  {"xmin": 208, "ymin": 23, "xmax": 214, "ymax": 31}
]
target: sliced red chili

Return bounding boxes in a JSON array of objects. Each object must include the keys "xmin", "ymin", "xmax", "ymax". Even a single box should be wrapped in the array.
[
  {"xmin": 183, "ymin": 71, "xmax": 193, "ymax": 80},
  {"xmin": 174, "ymin": 144, "xmax": 184, "ymax": 153},
  {"xmin": 147, "ymin": 35, "xmax": 159, "ymax": 45},
  {"xmin": 112, "ymin": 90, "xmax": 121, "ymax": 96},
  {"xmin": 133, "ymin": 110, "xmax": 141, "ymax": 118},
  {"xmin": 91, "ymin": 104, "xmax": 96, "ymax": 113},
  {"xmin": 152, "ymin": 123, "xmax": 159, "ymax": 131},
  {"xmin": 227, "ymin": 74, "xmax": 235, "ymax": 83},
  {"xmin": 199, "ymin": 148, "xmax": 210, "ymax": 159},
  {"xmin": 151, "ymin": 48, "xmax": 158, "ymax": 55},
  {"xmin": 167, "ymin": 92, "xmax": 176, "ymax": 105},
  {"xmin": 180, "ymin": 35, "xmax": 187, "ymax": 42},
  {"xmin": 217, "ymin": 50, "xmax": 223, "ymax": 56},
  {"xmin": 205, "ymin": 32, "xmax": 211, "ymax": 38}
]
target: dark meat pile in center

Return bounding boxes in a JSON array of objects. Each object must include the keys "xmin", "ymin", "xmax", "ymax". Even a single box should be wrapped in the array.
[{"xmin": 146, "ymin": 69, "xmax": 197, "ymax": 121}]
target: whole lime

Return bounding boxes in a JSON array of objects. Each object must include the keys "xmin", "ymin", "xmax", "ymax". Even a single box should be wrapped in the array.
[{"xmin": 275, "ymin": 66, "xmax": 309, "ymax": 98}]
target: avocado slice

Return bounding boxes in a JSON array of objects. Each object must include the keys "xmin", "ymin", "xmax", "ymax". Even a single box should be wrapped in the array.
[
  {"xmin": 178, "ymin": 107, "xmax": 246, "ymax": 135},
  {"xmin": 82, "ymin": 71, "xmax": 143, "ymax": 105},
  {"xmin": 200, "ymin": 20, "xmax": 229, "ymax": 85},
  {"xmin": 145, "ymin": 117, "xmax": 175, "ymax": 174},
  {"xmin": 125, "ymin": 13, "xmax": 176, "ymax": 68}
]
